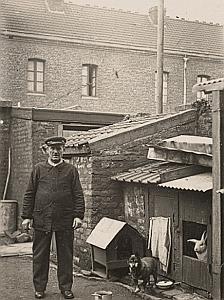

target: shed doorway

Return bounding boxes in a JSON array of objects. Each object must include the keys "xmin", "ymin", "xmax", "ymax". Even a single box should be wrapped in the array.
[
  {"xmin": 151, "ymin": 187, "xmax": 179, "ymax": 280},
  {"xmin": 180, "ymin": 192, "xmax": 212, "ymax": 293},
  {"xmin": 149, "ymin": 187, "xmax": 212, "ymax": 293}
]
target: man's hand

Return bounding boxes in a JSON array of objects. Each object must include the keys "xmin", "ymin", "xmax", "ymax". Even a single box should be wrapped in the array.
[
  {"xmin": 22, "ymin": 219, "xmax": 32, "ymax": 231},
  {"xmin": 72, "ymin": 217, "xmax": 82, "ymax": 230}
]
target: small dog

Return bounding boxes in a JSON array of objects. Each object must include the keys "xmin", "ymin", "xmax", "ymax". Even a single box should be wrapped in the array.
[{"xmin": 128, "ymin": 253, "xmax": 157, "ymax": 293}]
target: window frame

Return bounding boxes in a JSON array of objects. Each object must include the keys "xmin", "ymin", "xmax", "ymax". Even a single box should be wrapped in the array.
[
  {"xmin": 82, "ymin": 64, "xmax": 97, "ymax": 97},
  {"xmin": 27, "ymin": 58, "xmax": 45, "ymax": 94}
]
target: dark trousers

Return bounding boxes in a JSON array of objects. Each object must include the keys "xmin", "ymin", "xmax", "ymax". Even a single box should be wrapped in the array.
[{"xmin": 33, "ymin": 229, "xmax": 74, "ymax": 292}]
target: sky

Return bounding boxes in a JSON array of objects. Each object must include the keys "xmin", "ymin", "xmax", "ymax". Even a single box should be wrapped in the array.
[{"xmin": 71, "ymin": 0, "xmax": 224, "ymax": 25}]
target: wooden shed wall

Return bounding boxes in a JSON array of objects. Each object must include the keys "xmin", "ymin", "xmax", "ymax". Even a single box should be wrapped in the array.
[{"xmin": 123, "ymin": 182, "xmax": 212, "ymax": 292}]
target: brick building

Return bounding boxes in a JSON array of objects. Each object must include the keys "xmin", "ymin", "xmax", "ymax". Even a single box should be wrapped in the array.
[{"xmin": 1, "ymin": 0, "xmax": 223, "ymax": 114}]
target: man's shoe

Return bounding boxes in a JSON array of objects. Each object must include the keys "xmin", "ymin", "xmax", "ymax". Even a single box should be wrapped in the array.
[
  {"xmin": 35, "ymin": 291, "xmax": 45, "ymax": 299},
  {"xmin": 61, "ymin": 290, "xmax": 74, "ymax": 299}
]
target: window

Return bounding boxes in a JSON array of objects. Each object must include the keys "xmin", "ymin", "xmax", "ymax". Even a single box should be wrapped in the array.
[
  {"xmin": 82, "ymin": 64, "xmax": 97, "ymax": 97},
  {"xmin": 155, "ymin": 71, "xmax": 168, "ymax": 105},
  {"xmin": 27, "ymin": 59, "xmax": 45, "ymax": 93},
  {"xmin": 183, "ymin": 221, "xmax": 207, "ymax": 261},
  {"xmin": 196, "ymin": 75, "xmax": 210, "ymax": 101}
]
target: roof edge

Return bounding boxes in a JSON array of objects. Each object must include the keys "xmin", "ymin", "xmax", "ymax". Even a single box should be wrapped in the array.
[
  {"xmin": 88, "ymin": 109, "xmax": 197, "ymax": 148},
  {"xmin": 1, "ymin": 30, "xmax": 223, "ymax": 59}
]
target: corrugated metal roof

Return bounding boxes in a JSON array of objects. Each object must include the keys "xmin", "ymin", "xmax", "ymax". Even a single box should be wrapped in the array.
[
  {"xmin": 112, "ymin": 161, "xmax": 212, "ymax": 192},
  {"xmin": 1, "ymin": 0, "xmax": 223, "ymax": 57},
  {"xmin": 160, "ymin": 135, "xmax": 212, "ymax": 154},
  {"xmin": 86, "ymin": 217, "xmax": 126, "ymax": 249},
  {"xmin": 159, "ymin": 172, "xmax": 212, "ymax": 192},
  {"xmin": 112, "ymin": 161, "xmax": 191, "ymax": 184}
]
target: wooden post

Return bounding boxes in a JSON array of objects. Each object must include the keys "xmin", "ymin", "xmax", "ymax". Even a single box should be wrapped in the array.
[
  {"xmin": 212, "ymin": 89, "xmax": 224, "ymax": 300},
  {"xmin": 156, "ymin": 0, "xmax": 164, "ymax": 115},
  {"xmin": 192, "ymin": 78, "xmax": 224, "ymax": 299}
]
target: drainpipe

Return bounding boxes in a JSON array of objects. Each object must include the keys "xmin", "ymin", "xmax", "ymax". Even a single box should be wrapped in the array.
[{"xmin": 183, "ymin": 55, "xmax": 189, "ymax": 105}]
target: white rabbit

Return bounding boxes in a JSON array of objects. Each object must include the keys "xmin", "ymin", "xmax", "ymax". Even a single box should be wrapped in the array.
[{"xmin": 187, "ymin": 231, "xmax": 207, "ymax": 262}]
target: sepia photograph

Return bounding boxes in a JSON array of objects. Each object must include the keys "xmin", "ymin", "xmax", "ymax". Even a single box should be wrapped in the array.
[{"xmin": 0, "ymin": 0, "xmax": 223, "ymax": 299}]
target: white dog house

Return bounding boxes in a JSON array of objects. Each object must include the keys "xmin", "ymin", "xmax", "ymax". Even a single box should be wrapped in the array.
[{"xmin": 86, "ymin": 217, "xmax": 145, "ymax": 278}]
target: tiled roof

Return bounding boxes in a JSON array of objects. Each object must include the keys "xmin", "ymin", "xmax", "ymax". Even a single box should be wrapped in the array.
[
  {"xmin": 65, "ymin": 113, "xmax": 168, "ymax": 147},
  {"xmin": 1, "ymin": 0, "xmax": 223, "ymax": 57}
]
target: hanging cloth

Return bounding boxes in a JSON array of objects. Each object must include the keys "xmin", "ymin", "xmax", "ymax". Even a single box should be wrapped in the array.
[{"xmin": 148, "ymin": 216, "xmax": 171, "ymax": 273}]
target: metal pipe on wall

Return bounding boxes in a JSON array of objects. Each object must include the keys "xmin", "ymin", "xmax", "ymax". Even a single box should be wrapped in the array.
[{"xmin": 183, "ymin": 55, "xmax": 189, "ymax": 105}]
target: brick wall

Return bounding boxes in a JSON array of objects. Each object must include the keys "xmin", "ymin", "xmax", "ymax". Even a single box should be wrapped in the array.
[
  {"xmin": 8, "ymin": 117, "xmax": 33, "ymax": 223},
  {"xmin": 32, "ymin": 121, "xmax": 59, "ymax": 165},
  {"xmin": 4, "ymin": 108, "xmax": 60, "ymax": 226},
  {"xmin": 69, "ymin": 156, "xmax": 93, "ymax": 267},
  {"xmin": 0, "ymin": 102, "xmax": 11, "ymax": 200},
  {"xmin": 1, "ymin": 35, "xmax": 223, "ymax": 114},
  {"xmin": 123, "ymin": 183, "xmax": 147, "ymax": 237}
]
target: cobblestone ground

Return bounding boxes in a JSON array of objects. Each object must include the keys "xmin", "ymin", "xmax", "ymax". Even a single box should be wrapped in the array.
[{"xmin": 0, "ymin": 256, "xmax": 143, "ymax": 300}]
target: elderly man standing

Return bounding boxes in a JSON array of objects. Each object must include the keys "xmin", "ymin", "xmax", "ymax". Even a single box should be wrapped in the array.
[{"xmin": 21, "ymin": 136, "xmax": 85, "ymax": 299}]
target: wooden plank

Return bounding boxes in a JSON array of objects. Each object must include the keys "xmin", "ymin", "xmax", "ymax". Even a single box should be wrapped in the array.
[
  {"xmin": 180, "ymin": 191, "xmax": 210, "ymax": 224},
  {"xmin": 147, "ymin": 146, "xmax": 212, "ymax": 167},
  {"xmin": 144, "ymin": 186, "xmax": 150, "ymax": 235},
  {"xmin": 212, "ymin": 90, "xmax": 224, "ymax": 300},
  {"xmin": 11, "ymin": 107, "xmax": 32, "ymax": 120},
  {"xmin": 63, "ymin": 123, "xmax": 101, "ymax": 130},
  {"xmin": 160, "ymin": 165, "xmax": 207, "ymax": 183},
  {"xmin": 107, "ymin": 259, "xmax": 128, "ymax": 269},
  {"xmin": 91, "ymin": 246, "xmax": 95, "ymax": 275},
  {"xmin": 91, "ymin": 269, "xmax": 107, "ymax": 279},
  {"xmin": 182, "ymin": 256, "xmax": 211, "ymax": 291},
  {"xmin": 192, "ymin": 78, "xmax": 224, "ymax": 93},
  {"xmin": 93, "ymin": 247, "xmax": 107, "ymax": 265},
  {"xmin": 32, "ymin": 108, "xmax": 124, "ymax": 124}
]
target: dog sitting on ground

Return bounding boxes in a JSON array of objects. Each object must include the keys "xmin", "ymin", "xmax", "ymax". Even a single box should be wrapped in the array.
[{"xmin": 128, "ymin": 253, "xmax": 157, "ymax": 293}]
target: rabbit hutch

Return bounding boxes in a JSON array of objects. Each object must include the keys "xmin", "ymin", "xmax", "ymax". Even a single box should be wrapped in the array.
[
  {"xmin": 86, "ymin": 217, "xmax": 145, "ymax": 278},
  {"xmin": 156, "ymin": 184, "xmax": 212, "ymax": 294},
  {"xmin": 112, "ymin": 135, "xmax": 213, "ymax": 296}
]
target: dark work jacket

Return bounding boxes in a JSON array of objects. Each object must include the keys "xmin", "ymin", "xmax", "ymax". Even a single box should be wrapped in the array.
[{"xmin": 22, "ymin": 161, "xmax": 85, "ymax": 231}]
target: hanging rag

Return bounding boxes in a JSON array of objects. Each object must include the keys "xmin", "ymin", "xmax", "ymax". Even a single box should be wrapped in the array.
[{"xmin": 148, "ymin": 216, "xmax": 171, "ymax": 273}]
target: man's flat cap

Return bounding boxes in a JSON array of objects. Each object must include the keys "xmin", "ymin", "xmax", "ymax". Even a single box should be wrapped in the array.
[{"xmin": 44, "ymin": 136, "xmax": 66, "ymax": 146}]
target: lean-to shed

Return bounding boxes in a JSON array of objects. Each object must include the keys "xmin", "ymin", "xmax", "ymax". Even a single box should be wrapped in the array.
[{"xmin": 112, "ymin": 135, "xmax": 213, "ymax": 295}]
